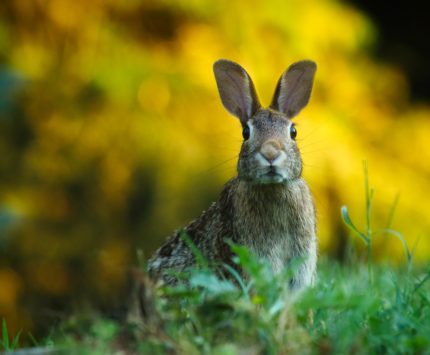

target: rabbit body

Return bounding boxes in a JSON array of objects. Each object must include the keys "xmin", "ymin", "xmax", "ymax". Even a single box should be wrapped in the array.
[{"xmin": 148, "ymin": 60, "xmax": 318, "ymax": 288}]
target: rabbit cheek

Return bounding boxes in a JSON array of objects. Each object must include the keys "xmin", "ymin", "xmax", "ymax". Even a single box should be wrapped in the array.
[
  {"xmin": 237, "ymin": 149, "xmax": 255, "ymax": 182},
  {"xmin": 285, "ymin": 145, "xmax": 303, "ymax": 180}
]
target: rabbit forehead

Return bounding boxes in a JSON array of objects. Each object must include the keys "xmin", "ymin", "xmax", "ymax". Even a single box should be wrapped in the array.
[{"xmin": 250, "ymin": 109, "xmax": 291, "ymax": 135}]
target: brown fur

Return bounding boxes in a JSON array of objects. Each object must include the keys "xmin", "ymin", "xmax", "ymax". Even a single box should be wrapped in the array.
[{"xmin": 147, "ymin": 59, "xmax": 318, "ymax": 288}]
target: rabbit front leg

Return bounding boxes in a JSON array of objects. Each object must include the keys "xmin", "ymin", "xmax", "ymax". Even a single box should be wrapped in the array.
[{"xmin": 288, "ymin": 240, "xmax": 317, "ymax": 289}]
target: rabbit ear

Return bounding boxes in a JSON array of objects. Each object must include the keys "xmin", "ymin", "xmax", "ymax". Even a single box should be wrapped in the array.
[
  {"xmin": 213, "ymin": 60, "xmax": 261, "ymax": 123},
  {"xmin": 270, "ymin": 60, "xmax": 316, "ymax": 118}
]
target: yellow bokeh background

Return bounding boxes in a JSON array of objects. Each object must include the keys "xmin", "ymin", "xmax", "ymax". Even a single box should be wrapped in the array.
[{"xmin": 0, "ymin": 0, "xmax": 429, "ymax": 337}]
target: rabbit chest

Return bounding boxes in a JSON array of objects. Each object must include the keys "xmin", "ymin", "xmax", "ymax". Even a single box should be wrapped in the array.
[{"xmin": 232, "ymin": 179, "xmax": 316, "ymax": 274}]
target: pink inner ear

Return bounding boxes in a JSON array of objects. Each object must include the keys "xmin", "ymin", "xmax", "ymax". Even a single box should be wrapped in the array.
[
  {"xmin": 272, "ymin": 61, "xmax": 316, "ymax": 118},
  {"xmin": 224, "ymin": 70, "xmax": 249, "ymax": 119},
  {"xmin": 214, "ymin": 60, "xmax": 261, "ymax": 122},
  {"xmin": 278, "ymin": 70, "xmax": 305, "ymax": 115}
]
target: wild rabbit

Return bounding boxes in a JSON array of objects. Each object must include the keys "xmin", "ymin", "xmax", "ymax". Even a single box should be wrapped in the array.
[{"xmin": 148, "ymin": 59, "xmax": 318, "ymax": 288}]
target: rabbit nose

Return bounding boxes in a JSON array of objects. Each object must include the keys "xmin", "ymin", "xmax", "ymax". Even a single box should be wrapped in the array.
[{"xmin": 260, "ymin": 140, "xmax": 281, "ymax": 163}]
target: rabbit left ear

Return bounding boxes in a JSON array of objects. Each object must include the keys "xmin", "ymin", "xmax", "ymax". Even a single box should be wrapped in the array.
[
  {"xmin": 270, "ymin": 60, "xmax": 316, "ymax": 118},
  {"xmin": 213, "ymin": 59, "xmax": 261, "ymax": 124}
]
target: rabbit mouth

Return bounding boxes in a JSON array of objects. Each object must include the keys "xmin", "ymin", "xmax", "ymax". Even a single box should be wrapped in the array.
[{"xmin": 257, "ymin": 168, "xmax": 287, "ymax": 184}]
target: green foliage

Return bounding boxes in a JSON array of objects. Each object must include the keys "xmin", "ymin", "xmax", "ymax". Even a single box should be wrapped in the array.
[
  {"xmin": 0, "ymin": 318, "xmax": 21, "ymax": 351},
  {"xmin": 39, "ymin": 177, "xmax": 430, "ymax": 354},
  {"xmin": 42, "ymin": 251, "xmax": 430, "ymax": 354}
]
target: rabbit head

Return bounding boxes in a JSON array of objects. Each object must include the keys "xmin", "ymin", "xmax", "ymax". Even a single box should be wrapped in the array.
[{"xmin": 213, "ymin": 60, "xmax": 316, "ymax": 184}]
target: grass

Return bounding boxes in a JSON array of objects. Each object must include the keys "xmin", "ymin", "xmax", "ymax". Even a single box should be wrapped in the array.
[
  {"xmin": 1, "ymin": 318, "xmax": 21, "ymax": 352},
  {"xmin": 2, "ymin": 255, "xmax": 430, "ymax": 354},
  {"xmin": 35, "ymin": 255, "xmax": 427, "ymax": 355},
  {"xmin": 2, "ymin": 167, "xmax": 430, "ymax": 354},
  {"xmin": 341, "ymin": 161, "xmax": 413, "ymax": 283}
]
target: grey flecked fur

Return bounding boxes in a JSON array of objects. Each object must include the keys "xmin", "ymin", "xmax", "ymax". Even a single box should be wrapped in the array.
[{"xmin": 147, "ymin": 59, "xmax": 318, "ymax": 288}]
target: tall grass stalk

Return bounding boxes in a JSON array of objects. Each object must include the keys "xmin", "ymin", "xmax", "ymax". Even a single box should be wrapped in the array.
[{"xmin": 341, "ymin": 162, "xmax": 411, "ymax": 283}]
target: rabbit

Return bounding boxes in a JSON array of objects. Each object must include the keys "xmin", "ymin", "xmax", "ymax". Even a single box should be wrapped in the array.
[{"xmin": 147, "ymin": 59, "xmax": 318, "ymax": 289}]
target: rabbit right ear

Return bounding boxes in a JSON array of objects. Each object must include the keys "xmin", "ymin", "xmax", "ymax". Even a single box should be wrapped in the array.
[
  {"xmin": 270, "ymin": 60, "xmax": 316, "ymax": 118},
  {"xmin": 213, "ymin": 60, "xmax": 260, "ymax": 124}
]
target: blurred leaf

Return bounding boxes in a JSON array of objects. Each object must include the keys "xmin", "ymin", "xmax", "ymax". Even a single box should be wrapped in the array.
[{"xmin": 189, "ymin": 270, "xmax": 236, "ymax": 296}]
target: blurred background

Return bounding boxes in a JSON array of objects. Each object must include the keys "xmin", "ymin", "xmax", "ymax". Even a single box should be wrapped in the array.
[{"xmin": 0, "ymin": 0, "xmax": 429, "ymax": 340}]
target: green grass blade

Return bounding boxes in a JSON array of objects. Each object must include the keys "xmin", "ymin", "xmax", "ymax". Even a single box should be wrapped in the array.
[
  {"xmin": 385, "ymin": 193, "xmax": 400, "ymax": 230},
  {"xmin": 180, "ymin": 230, "xmax": 209, "ymax": 268},
  {"xmin": 363, "ymin": 161, "xmax": 372, "ymax": 237},
  {"xmin": 222, "ymin": 263, "xmax": 250, "ymax": 298},
  {"xmin": 377, "ymin": 228, "xmax": 411, "ymax": 263},
  {"xmin": 10, "ymin": 329, "xmax": 21, "ymax": 349},
  {"xmin": 28, "ymin": 332, "xmax": 39, "ymax": 346},
  {"xmin": 341, "ymin": 206, "xmax": 369, "ymax": 244},
  {"xmin": 2, "ymin": 318, "xmax": 9, "ymax": 350},
  {"xmin": 414, "ymin": 269, "xmax": 430, "ymax": 293}
]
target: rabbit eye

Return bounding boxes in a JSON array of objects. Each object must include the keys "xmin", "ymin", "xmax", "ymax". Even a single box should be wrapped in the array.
[
  {"xmin": 289, "ymin": 124, "xmax": 297, "ymax": 140},
  {"xmin": 242, "ymin": 125, "xmax": 250, "ymax": 140}
]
